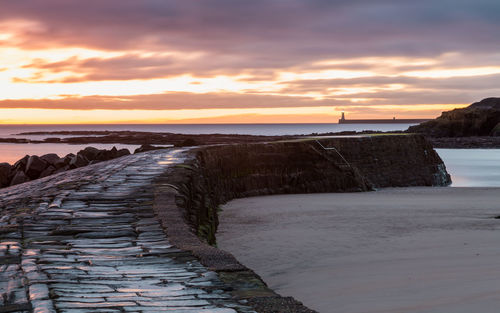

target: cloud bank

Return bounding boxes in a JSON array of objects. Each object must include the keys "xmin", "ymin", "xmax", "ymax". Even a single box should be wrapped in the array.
[{"xmin": 1, "ymin": 0, "xmax": 500, "ymax": 120}]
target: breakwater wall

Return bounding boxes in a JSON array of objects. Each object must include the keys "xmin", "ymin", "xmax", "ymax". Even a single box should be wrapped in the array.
[
  {"xmin": 153, "ymin": 135, "xmax": 449, "ymax": 312},
  {"xmin": 159, "ymin": 134, "xmax": 450, "ymax": 246}
]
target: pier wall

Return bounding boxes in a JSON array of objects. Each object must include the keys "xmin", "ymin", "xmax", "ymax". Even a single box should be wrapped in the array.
[
  {"xmin": 159, "ymin": 134, "xmax": 450, "ymax": 245},
  {"xmin": 152, "ymin": 134, "xmax": 450, "ymax": 311}
]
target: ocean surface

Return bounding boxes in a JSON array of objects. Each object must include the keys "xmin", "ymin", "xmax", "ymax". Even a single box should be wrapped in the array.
[
  {"xmin": 0, "ymin": 123, "xmax": 414, "ymax": 137},
  {"xmin": 0, "ymin": 124, "xmax": 498, "ymax": 187},
  {"xmin": 436, "ymin": 149, "xmax": 500, "ymax": 187}
]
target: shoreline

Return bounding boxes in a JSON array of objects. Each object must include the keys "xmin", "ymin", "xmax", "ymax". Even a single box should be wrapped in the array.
[
  {"xmin": 218, "ymin": 187, "xmax": 500, "ymax": 313},
  {"xmin": 4, "ymin": 130, "xmax": 500, "ymax": 148}
]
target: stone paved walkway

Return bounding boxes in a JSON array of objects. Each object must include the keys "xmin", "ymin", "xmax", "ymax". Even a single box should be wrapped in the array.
[{"xmin": 0, "ymin": 149, "xmax": 254, "ymax": 313}]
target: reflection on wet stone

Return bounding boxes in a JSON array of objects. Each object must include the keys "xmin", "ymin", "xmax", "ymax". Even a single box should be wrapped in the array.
[{"xmin": 0, "ymin": 149, "xmax": 254, "ymax": 312}]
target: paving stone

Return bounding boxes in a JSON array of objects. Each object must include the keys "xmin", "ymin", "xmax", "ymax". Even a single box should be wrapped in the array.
[
  {"xmin": 137, "ymin": 299, "xmax": 211, "ymax": 307},
  {"xmin": 60, "ymin": 309, "xmax": 121, "ymax": 313},
  {"xmin": 56, "ymin": 301, "xmax": 137, "ymax": 308},
  {"xmin": 76, "ymin": 230, "xmax": 136, "ymax": 239},
  {"xmin": 29, "ymin": 283, "xmax": 49, "ymax": 300},
  {"xmin": 0, "ymin": 149, "xmax": 254, "ymax": 313},
  {"xmin": 32, "ymin": 299, "xmax": 56, "ymax": 313},
  {"xmin": 55, "ymin": 296, "xmax": 106, "ymax": 303}
]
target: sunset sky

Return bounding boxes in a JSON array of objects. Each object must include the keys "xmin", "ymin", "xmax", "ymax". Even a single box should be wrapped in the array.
[{"xmin": 1, "ymin": 0, "xmax": 499, "ymax": 124}]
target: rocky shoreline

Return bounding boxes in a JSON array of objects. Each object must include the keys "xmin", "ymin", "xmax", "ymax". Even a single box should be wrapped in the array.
[
  {"xmin": 4, "ymin": 127, "xmax": 500, "ymax": 151},
  {"xmin": 0, "ymin": 144, "xmax": 164, "ymax": 189},
  {"xmin": 1, "ymin": 130, "xmax": 290, "ymax": 146},
  {"xmin": 407, "ymin": 97, "xmax": 500, "ymax": 148},
  {"xmin": 428, "ymin": 136, "xmax": 500, "ymax": 148}
]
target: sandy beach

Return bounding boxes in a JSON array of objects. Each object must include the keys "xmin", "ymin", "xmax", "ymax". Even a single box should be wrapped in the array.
[{"xmin": 218, "ymin": 187, "xmax": 500, "ymax": 313}]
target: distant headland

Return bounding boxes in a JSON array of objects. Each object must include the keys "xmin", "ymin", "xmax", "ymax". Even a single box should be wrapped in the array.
[{"xmin": 338, "ymin": 112, "xmax": 431, "ymax": 124}]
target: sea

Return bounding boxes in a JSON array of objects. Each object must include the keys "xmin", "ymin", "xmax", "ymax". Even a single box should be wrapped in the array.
[{"xmin": 0, "ymin": 123, "xmax": 498, "ymax": 187}]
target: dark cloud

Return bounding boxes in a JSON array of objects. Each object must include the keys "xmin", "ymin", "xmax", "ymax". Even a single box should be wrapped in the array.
[
  {"xmin": 3, "ymin": 0, "xmax": 500, "ymax": 63},
  {"xmin": 3, "ymin": 0, "xmax": 500, "ymax": 115}
]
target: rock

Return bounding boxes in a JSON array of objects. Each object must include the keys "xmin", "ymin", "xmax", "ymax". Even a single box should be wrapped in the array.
[
  {"xmin": 469, "ymin": 97, "xmax": 500, "ymax": 109},
  {"xmin": 408, "ymin": 97, "xmax": 500, "ymax": 137},
  {"xmin": 116, "ymin": 148, "xmax": 130, "ymax": 158},
  {"xmin": 69, "ymin": 154, "xmax": 89, "ymax": 169},
  {"xmin": 25, "ymin": 155, "xmax": 48, "ymax": 179},
  {"xmin": 95, "ymin": 150, "xmax": 113, "ymax": 161},
  {"xmin": 10, "ymin": 171, "xmax": 29, "ymax": 186},
  {"xmin": 492, "ymin": 123, "xmax": 500, "ymax": 136},
  {"xmin": 55, "ymin": 154, "xmax": 74, "ymax": 169},
  {"xmin": 43, "ymin": 137, "xmax": 61, "ymax": 143},
  {"xmin": 78, "ymin": 147, "xmax": 101, "ymax": 161},
  {"xmin": 94, "ymin": 147, "xmax": 125, "ymax": 161},
  {"xmin": 0, "ymin": 163, "xmax": 11, "ymax": 187},
  {"xmin": 13, "ymin": 155, "xmax": 29, "ymax": 172},
  {"xmin": 53, "ymin": 165, "xmax": 70, "ymax": 174},
  {"xmin": 40, "ymin": 153, "xmax": 60, "ymax": 166},
  {"xmin": 175, "ymin": 138, "xmax": 198, "ymax": 147},
  {"xmin": 135, "ymin": 144, "xmax": 160, "ymax": 153},
  {"xmin": 39, "ymin": 166, "xmax": 56, "ymax": 178}
]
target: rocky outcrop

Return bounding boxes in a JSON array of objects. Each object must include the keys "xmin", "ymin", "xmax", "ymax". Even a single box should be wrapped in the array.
[
  {"xmin": 1, "ymin": 146, "xmax": 132, "ymax": 189},
  {"xmin": 428, "ymin": 136, "xmax": 500, "ymax": 148},
  {"xmin": 134, "ymin": 144, "xmax": 162, "ymax": 154},
  {"xmin": 1, "ymin": 131, "xmax": 289, "ymax": 146},
  {"xmin": 408, "ymin": 97, "xmax": 500, "ymax": 137},
  {"xmin": 0, "ymin": 163, "xmax": 12, "ymax": 187},
  {"xmin": 163, "ymin": 135, "xmax": 450, "ymax": 245},
  {"xmin": 25, "ymin": 155, "xmax": 48, "ymax": 179}
]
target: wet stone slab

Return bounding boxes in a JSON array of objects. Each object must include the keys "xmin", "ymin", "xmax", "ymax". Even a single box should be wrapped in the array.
[{"xmin": 0, "ymin": 149, "xmax": 255, "ymax": 313}]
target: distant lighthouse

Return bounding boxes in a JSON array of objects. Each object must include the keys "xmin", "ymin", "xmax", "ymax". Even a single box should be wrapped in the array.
[{"xmin": 339, "ymin": 111, "xmax": 346, "ymax": 123}]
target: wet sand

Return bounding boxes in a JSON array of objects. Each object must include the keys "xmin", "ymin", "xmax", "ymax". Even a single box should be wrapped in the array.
[{"xmin": 217, "ymin": 187, "xmax": 500, "ymax": 313}]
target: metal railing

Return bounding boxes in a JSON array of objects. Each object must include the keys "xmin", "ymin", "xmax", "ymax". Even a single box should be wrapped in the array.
[{"xmin": 315, "ymin": 140, "xmax": 351, "ymax": 167}]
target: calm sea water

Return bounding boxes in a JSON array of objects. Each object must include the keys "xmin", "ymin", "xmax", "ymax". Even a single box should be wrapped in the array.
[
  {"xmin": 0, "ymin": 124, "xmax": 497, "ymax": 188},
  {"xmin": 0, "ymin": 123, "xmax": 414, "ymax": 137},
  {"xmin": 436, "ymin": 149, "xmax": 500, "ymax": 187}
]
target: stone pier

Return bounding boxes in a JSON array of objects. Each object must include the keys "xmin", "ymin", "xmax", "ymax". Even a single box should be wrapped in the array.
[
  {"xmin": 0, "ymin": 136, "xmax": 449, "ymax": 313},
  {"xmin": 0, "ymin": 149, "xmax": 257, "ymax": 313}
]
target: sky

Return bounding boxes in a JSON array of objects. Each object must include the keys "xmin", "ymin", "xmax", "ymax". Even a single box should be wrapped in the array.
[{"xmin": 1, "ymin": 0, "xmax": 499, "ymax": 124}]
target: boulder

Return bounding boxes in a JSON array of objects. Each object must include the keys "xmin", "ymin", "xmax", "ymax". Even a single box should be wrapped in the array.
[
  {"xmin": 10, "ymin": 170, "xmax": 29, "ymax": 186},
  {"xmin": 13, "ymin": 155, "xmax": 29, "ymax": 172},
  {"xmin": 116, "ymin": 148, "xmax": 130, "ymax": 158},
  {"xmin": 95, "ymin": 150, "xmax": 113, "ymax": 161},
  {"xmin": 39, "ymin": 165, "xmax": 56, "ymax": 178},
  {"xmin": 69, "ymin": 154, "xmax": 89, "ymax": 169},
  {"xmin": 0, "ymin": 163, "xmax": 12, "ymax": 187},
  {"xmin": 53, "ymin": 165, "xmax": 70, "ymax": 174},
  {"xmin": 78, "ymin": 147, "xmax": 101, "ymax": 161},
  {"xmin": 25, "ymin": 155, "xmax": 48, "ymax": 179},
  {"xmin": 135, "ymin": 144, "xmax": 160, "ymax": 153},
  {"xmin": 55, "ymin": 154, "xmax": 74, "ymax": 169},
  {"xmin": 40, "ymin": 153, "xmax": 61, "ymax": 166},
  {"xmin": 110, "ymin": 146, "xmax": 118, "ymax": 158}
]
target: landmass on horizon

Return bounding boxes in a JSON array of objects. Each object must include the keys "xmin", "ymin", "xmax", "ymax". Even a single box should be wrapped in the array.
[{"xmin": 338, "ymin": 112, "xmax": 431, "ymax": 124}]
